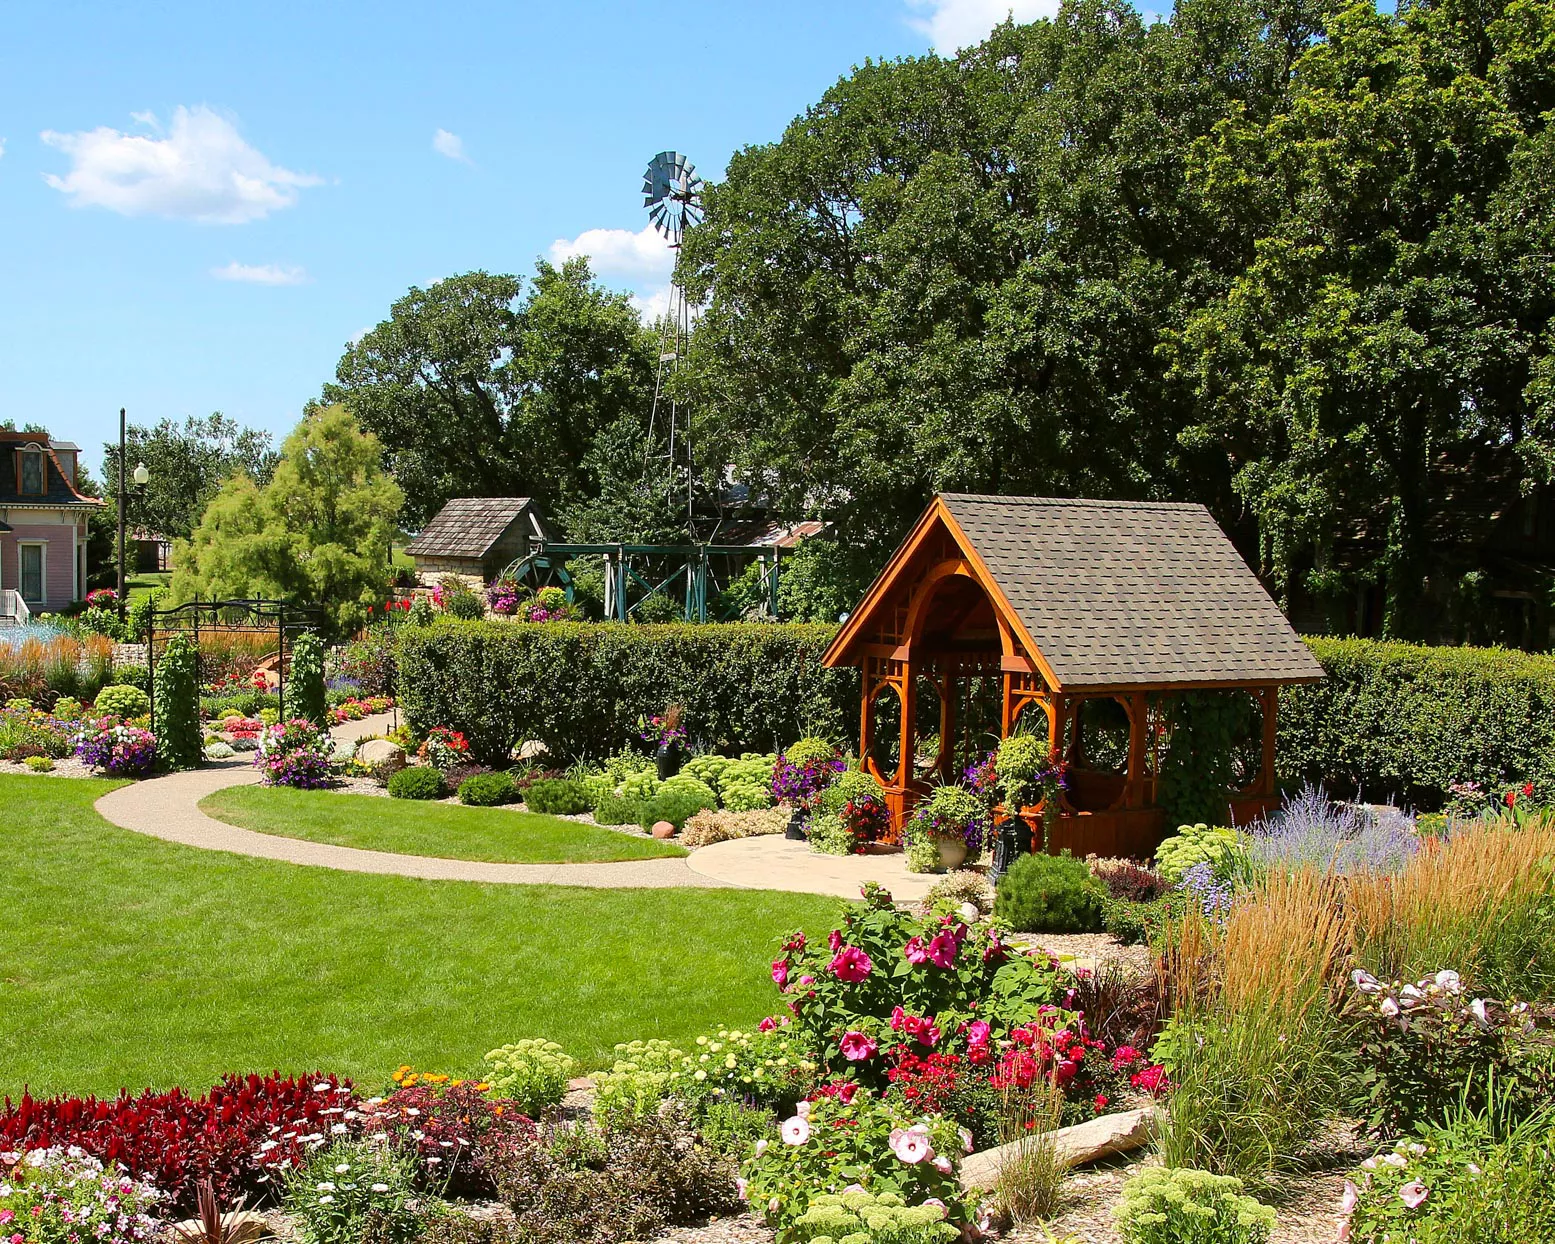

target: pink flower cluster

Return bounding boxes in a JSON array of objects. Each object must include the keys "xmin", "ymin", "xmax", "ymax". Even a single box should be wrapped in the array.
[{"xmin": 890, "ymin": 1007, "xmax": 942, "ymax": 1048}]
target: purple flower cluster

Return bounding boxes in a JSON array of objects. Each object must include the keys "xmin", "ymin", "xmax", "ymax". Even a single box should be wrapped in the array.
[
  {"xmin": 964, "ymin": 752, "xmax": 998, "ymax": 796},
  {"xmin": 1178, "ymin": 860, "xmax": 1234, "ymax": 921},
  {"xmin": 771, "ymin": 753, "xmax": 845, "ymax": 804},
  {"xmin": 487, "ymin": 580, "xmax": 521, "ymax": 615},
  {"xmin": 74, "ymin": 719, "xmax": 157, "ymax": 776},
  {"xmin": 1245, "ymin": 784, "xmax": 1419, "ymax": 875}
]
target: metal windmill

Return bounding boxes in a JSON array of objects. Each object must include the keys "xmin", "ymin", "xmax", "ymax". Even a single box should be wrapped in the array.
[{"xmin": 641, "ymin": 151, "xmax": 704, "ymax": 525}]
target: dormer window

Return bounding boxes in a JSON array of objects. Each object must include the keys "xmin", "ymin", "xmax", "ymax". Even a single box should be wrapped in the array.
[{"xmin": 19, "ymin": 445, "xmax": 45, "ymax": 495}]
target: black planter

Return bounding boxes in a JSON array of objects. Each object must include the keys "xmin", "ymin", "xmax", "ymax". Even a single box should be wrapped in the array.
[
  {"xmin": 784, "ymin": 805, "xmax": 808, "ymax": 841},
  {"xmin": 655, "ymin": 741, "xmax": 683, "ymax": 782},
  {"xmin": 988, "ymin": 815, "xmax": 1033, "ymax": 884}
]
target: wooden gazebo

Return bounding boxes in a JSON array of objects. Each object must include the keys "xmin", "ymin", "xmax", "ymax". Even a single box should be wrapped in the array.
[{"xmin": 823, "ymin": 494, "xmax": 1325, "ymax": 860}]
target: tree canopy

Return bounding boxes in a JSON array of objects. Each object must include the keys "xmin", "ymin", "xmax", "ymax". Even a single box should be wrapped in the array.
[
  {"xmin": 679, "ymin": 0, "xmax": 1555, "ymax": 639},
  {"xmin": 324, "ymin": 259, "xmax": 657, "ymax": 529},
  {"xmin": 171, "ymin": 405, "xmax": 403, "ymax": 634},
  {"xmin": 102, "ymin": 412, "xmax": 277, "ymax": 543}
]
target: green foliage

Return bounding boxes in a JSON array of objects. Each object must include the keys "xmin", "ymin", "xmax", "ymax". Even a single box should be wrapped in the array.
[
  {"xmin": 994, "ymin": 850, "xmax": 1106, "ymax": 933},
  {"xmin": 640, "ymin": 775, "xmax": 718, "ymax": 830},
  {"xmin": 397, "ymin": 620, "xmax": 854, "ymax": 764},
  {"xmin": 994, "ymin": 733, "xmax": 1048, "ymax": 807},
  {"xmin": 591, "ymin": 792, "xmax": 643, "ymax": 826},
  {"xmin": 110, "ymin": 663, "xmax": 149, "ymax": 691},
  {"xmin": 784, "ymin": 736, "xmax": 837, "ymax": 767},
  {"xmin": 24, "ymin": 755, "xmax": 55, "ymax": 772},
  {"xmin": 171, "ymin": 404, "xmax": 403, "ymax": 636},
  {"xmin": 440, "ymin": 577, "xmax": 486, "ymax": 620},
  {"xmin": 789, "ymin": 1189, "xmax": 959, "ymax": 1244},
  {"xmin": 326, "ymin": 261, "xmax": 655, "ymax": 530},
  {"xmin": 289, "ymin": 631, "xmax": 328, "ymax": 726},
  {"xmin": 458, "ymin": 771, "xmax": 517, "ymax": 806},
  {"xmin": 681, "ymin": 0, "xmax": 1555, "ymax": 642},
  {"xmin": 388, "ymin": 766, "xmax": 446, "ymax": 800},
  {"xmin": 1282, "ymin": 638, "xmax": 1555, "ymax": 807},
  {"xmin": 482, "ymin": 1039, "xmax": 578, "ymax": 1116},
  {"xmin": 1157, "ymin": 692, "xmax": 1251, "ymax": 829},
  {"xmin": 282, "ymin": 1139, "xmax": 424, "ymax": 1244},
  {"xmin": 1344, "ymin": 1106, "xmax": 1555, "ymax": 1244},
  {"xmin": 523, "ymin": 777, "xmax": 591, "ymax": 815},
  {"xmin": 152, "ymin": 634, "xmax": 202, "ymax": 770},
  {"xmin": 93, "ymin": 683, "xmax": 151, "ymax": 720},
  {"xmin": 50, "ymin": 697, "xmax": 83, "ymax": 720},
  {"xmin": 1114, "ymin": 1167, "xmax": 1275, "ymax": 1244},
  {"xmin": 774, "ymin": 537, "xmax": 874, "ymax": 624},
  {"xmin": 590, "ymin": 1039, "xmax": 685, "ymax": 1132},
  {"xmin": 721, "ymin": 752, "xmax": 777, "ymax": 810},
  {"xmin": 681, "ymin": 752, "xmax": 729, "ymax": 795},
  {"xmin": 1155, "ymin": 823, "xmax": 1243, "ymax": 885},
  {"xmin": 102, "ymin": 411, "xmax": 277, "ymax": 544}
]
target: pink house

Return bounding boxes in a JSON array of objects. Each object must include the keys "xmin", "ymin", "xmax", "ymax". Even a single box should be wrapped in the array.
[{"xmin": 0, "ymin": 429, "xmax": 103, "ymax": 617}]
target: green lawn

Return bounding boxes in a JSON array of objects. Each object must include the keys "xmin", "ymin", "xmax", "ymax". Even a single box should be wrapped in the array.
[
  {"xmin": 0, "ymin": 775, "xmax": 835, "ymax": 1097},
  {"xmin": 124, "ymin": 571, "xmax": 172, "ymax": 605},
  {"xmin": 200, "ymin": 786, "xmax": 687, "ymax": 864}
]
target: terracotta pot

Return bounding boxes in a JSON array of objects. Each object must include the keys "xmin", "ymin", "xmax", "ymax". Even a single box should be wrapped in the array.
[{"xmin": 936, "ymin": 838, "xmax": 968, "ymax": 870}]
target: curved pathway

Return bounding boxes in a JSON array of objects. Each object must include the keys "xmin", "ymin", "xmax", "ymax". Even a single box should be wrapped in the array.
[{"xmin": 94, "ymin": 714, "xmax": 728, "ymax": 888}]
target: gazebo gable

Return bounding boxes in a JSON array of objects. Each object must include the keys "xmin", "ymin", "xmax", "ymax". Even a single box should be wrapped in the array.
[{"xmin": 823, "ymin": 496, "xmax": 1053, "ymax": 687}]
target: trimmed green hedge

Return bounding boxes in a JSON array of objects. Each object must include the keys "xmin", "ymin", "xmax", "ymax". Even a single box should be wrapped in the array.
[
  {"xmin": 1280, "ymin": 638, "xmax": 1555, "ymax": 807},
  {"xmin": 397, "ymin": 623, "xmax": 1555, "ymax": 807},
  {"xmin": 397, "ymin": 620, "xmax": 856, "ymax": 764}
]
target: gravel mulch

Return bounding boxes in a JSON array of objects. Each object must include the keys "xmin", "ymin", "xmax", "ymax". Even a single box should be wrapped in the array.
[
  {"xmin": 642, "ymin": 1214, "xmax": 774, "ymax": 1244},
  {"xmin": 1009, "ymin": 932, "xmax": 1154, "ymax": 975},
  {"xmin": 0, "ymin": 756, "xmax": 95, "ymax": 779}
]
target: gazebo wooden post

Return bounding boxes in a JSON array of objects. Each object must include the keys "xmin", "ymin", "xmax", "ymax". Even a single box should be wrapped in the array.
[
  {"xmin": 898, "ymin": 658, "xmax": 916, "ymax": 789},
  {"xmin": 1123, "ymin": 692, "xmax": 1148, "ymax": 809}
]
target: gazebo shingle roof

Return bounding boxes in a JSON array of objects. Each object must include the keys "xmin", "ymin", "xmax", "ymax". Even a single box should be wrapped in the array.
[
  {"xmin": 938, "ymin": 494, "xmax": 1324, "ymax": 688},
  {"xmin": 405, "ymin": 497, "xmax": 537, "ymax": 559}
]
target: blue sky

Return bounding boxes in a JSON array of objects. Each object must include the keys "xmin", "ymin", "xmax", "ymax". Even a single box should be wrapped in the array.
[{"xmin": 0, "ymin": 0, "xmax": 1058, "ymax": 476}]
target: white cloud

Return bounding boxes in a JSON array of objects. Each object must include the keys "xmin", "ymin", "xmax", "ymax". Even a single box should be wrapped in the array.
[
  {"xmin": 0, "ymin": 138, "xmax": 6, "ymax": 159},
  {"xmin": 211, "ymin": 261, "xmax": 308, "ymax": 285},
  {"xmin": 905, "ymin": 0, "xmax": 1060, "ymax": 51},
  {"xmin": 549, "ymin": 223, "xmax": 675, "ymax": 285},
  {"xmin": 40, "ymin": 105, "xmax": 321, "ymax": 224},
  {"xmin": 432, "ymin": 128, "xmax": 470, "ymax": 163},
  {"xmin": 631, "ymin": 285, "xmax": 675, "ymax": 322}
]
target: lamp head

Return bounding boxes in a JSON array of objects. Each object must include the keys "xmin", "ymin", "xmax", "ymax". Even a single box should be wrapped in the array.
[{"xmin": 132, "ymin": 462, "xmax": 149, "ymax": 486}]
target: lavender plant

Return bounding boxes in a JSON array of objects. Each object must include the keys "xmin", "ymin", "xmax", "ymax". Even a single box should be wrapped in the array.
[{"xmin": 1244, "ymin": 784, "xmax": 1418, "ymax": 875}]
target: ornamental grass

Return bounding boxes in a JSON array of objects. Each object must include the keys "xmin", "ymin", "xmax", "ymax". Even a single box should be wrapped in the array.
[
  {"xmin": 1159, "ymin": 867, "xmax": 1352, "ymax": 1184},
  {"xmin": 1347, "ymin": 817, "xmax": 1555, "ymax": 999},
  {"xmin": 0, "ymin": 631, "xmax": 113, "ymax": 700}
]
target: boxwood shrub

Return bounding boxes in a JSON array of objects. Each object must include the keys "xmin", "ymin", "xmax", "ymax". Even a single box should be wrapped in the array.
[
  {"xmin": 458, "ymin": 770, "xmax": 517, "ymax": 806},
  {"xmin": 397, "ymin": 620, "xmax": 855, "ymax": 765},
  {"xmin": 524, "ymin": 778, "xmax": 591, "ymax": 815},
  {"xmin": 639, "ymin": 776, "xmax": 719, "ymax": 831},
  {"xmin": 1281, "ymin": 638, "xmax": 1555, "ymax": 807},
  {"xmin": 389, "ymin": 766, "xmax": 446, "ymax": 800}
]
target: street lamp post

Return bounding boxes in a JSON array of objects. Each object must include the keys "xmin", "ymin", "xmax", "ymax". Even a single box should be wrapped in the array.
[{"xmin": 114, "ymin": 407, "xmax": 149, "ymax": 623}]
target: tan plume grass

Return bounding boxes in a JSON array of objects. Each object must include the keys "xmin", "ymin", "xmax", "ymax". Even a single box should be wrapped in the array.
[{"xmin": 1348, "ymin": 820, "xmax": 1555, "ymax": 996}]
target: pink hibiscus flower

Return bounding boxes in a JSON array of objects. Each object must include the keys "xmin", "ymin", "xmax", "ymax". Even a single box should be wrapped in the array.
[{"xmin": 828, "ymin": 945, "xmax": 874, "ymax": 982}]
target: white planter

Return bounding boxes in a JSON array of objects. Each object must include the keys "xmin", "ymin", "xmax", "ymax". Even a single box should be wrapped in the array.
[{"xmin": 936, "ymin": 839, "xmax": 968, "ymax": 870}]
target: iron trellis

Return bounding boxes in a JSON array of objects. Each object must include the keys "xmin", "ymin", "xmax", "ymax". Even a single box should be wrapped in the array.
[
  {"xmin": 500, "ymin": 542, "xmax": 783, "ymax": 622},
  {"xmin": 145, "ymin": 598, "xmax": 326, "ymax": 725}
]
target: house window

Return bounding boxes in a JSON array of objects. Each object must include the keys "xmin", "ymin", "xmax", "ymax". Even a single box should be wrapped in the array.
[
  {"xmin": 19, "ymin": 447, "xmax": 45, "ymax": 495},
  {"xmin": 19, "ymin": 543, "xmax": 45, "ymax": 603}
]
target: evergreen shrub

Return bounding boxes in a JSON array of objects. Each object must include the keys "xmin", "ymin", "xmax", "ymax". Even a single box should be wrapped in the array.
[{"xmin": 995, "ymin": 850, "xmax": 1106, "ymax": 933}]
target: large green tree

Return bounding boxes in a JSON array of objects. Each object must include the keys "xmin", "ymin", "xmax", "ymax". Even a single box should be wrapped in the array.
[
  {"xmin": 1168, "ymin": 0, "xmax": 1555, "ymax": 635},
  {"xmin": 679, "ymin": 0, "xmax": 1555, "ymax": 637},
  {"xmin": 101, "ymin": 412, "xmax": 277, "ymax": 543},
  {"xmin": 324, "ymin": 259, "xmax": 656, "ymax": 528},
  {"xmin": 172, "ymin": 405, "xmax": 403, "ymax": 634}
]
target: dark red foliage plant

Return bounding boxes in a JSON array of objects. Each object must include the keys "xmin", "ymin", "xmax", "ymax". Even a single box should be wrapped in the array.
[{"xmin": 0, "ymin": 1073, "xmax": 357, "ymax": 1216}]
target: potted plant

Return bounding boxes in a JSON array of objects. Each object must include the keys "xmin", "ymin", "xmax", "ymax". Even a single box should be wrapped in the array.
[
  {"xmin": 903, "ymin": 784, "xmax": 989, "ymax": 873},
  {"xmin": 771, "ymin": 736, "xmax": 846, "ymax": 840},
  {"xmin": 639, "ymin": 704, "xmax": 687, "ymax": 780}
]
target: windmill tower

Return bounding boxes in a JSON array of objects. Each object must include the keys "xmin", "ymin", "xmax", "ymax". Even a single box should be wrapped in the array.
[{"xmin": 641, "ymin": 151, "xmax": 703, "ymax": 528}]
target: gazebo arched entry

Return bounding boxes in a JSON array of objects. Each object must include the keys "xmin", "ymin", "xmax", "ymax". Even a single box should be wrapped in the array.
[{"xmin": 827, "ymin": 494, "xmax": 1326, "ymax": 863}]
